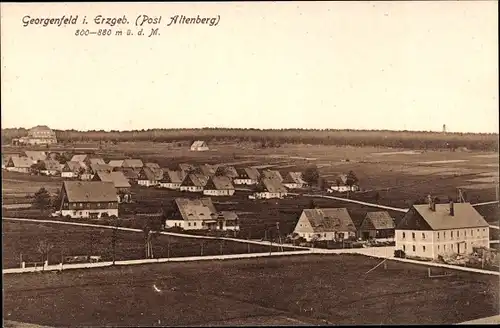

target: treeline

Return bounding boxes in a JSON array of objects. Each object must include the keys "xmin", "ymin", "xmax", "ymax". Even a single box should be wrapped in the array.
[{"xmin": 2, "ymin": 128, "xmax": 498, "ymax": 151}]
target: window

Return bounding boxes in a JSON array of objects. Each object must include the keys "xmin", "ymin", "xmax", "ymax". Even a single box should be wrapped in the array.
[
  {"xmin": 422, "ymin": 233, "xmax": 425, "ymax": 239},
  {"xmin": 438, "ymin": 245, "xmax": 440, "ymax": 250},
  {"xmin": 423, "ymin": 246, "xmax": 426, "ymax": 252},
  {"xmin": 444, "ymin": 232, "xmax": 446, "ymax": 238},
  {"xmin": 444, "ymin": 245, "xmax": 446, "ymax": 250},
  {"xmin": 457, "ymin": 231, "xmax": 460, "ymax": 237},
  {"xmin": 465, "ymin": 243, "xmax": 467, "ymax": 249},
  {"xmin": 188, "ymin": 223, "xmax": 191, "ymax": 227},
  {"xmin": 451, "ymin": 231, "xmax": 454, "ymax": 238},
  {"xmin": 471, "ymin": 230, "xmax": 474, "ymax": 236},
  {"xmin": 437, "ymin": 232, "xmax": 440, "ymax": 239},
  {"xmin": 451, "ymin": 244, "xmax": 454, "ymax": 250},
  {"xmin": 403, "ymin": 245, "xmax": 406, "ymax": 251},
  {"xmin": 483, "ymin": 228, "xmax": 486, "ymax": 232},
  {"xmin": 402, "ymin": 232, "xmax": 406, "ymax": 238},
  {"xmin": 412, "ymin": 245, "xmax": 416, "ymax": 252},
  {"xmin": 464, "ymin": 230, "xmax": 467, "ymax": 237},
  {"xmin": 412, "ymin": 232, "xmax": 415, "ymax": 239}
]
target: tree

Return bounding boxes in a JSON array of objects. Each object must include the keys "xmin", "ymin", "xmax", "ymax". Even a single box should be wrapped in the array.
[
  {"xmin": 34, "ymin": 187, "xmax": 51, "ymax": 209},
  {"xmin": 308, "ymin": 199, "xmax": 317, "ymax": 209},
  {"xmin": 303, "ymin": 166, "xmax": 320, "ymax": 186},
  {"xmin": 374, "ymin": 192, "xmax": 380, "ymax": 204},
  {"xmin": 345, "ymin": 170, "xmax": 359, "ymax": 191},
  {"xmin": 36, "ymin": 239, "xmax": 53, "ymax": 264},
  {"xmin": 50, "ymin": 189, "xmax": 62, "ymax": 210},
  {"xmin": 30, "ymin": 161, "xmax": 46, "ymax": 175}
]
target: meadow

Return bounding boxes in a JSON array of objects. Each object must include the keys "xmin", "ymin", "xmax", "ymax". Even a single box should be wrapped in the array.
[{"xmin": 3, "ymin": 254, "xmax": 499, "ymax": 326}]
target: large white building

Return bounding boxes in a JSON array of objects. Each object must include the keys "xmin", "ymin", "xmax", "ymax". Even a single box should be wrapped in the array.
[
  {"xmin": 395, "ymin": 199, "xmax": 490, "ymax": 259},
  {"xmin": 293, "ymin": 208, "xmax": 357, "ymax": 241},
  {"xmin": 24, "ymin": 125, "xmax": 58, "ymax": 145}
]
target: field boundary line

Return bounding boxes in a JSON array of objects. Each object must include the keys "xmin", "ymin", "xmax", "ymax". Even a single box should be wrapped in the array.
[{"xmin": 2, "ymin": 217, "xmax": 310, "ymax": 250}]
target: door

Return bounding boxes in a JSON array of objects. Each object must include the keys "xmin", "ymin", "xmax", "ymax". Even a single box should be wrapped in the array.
[
  {"xmin": 219, "ymin": 221, "xmax": 224, "ymax": 230},
  {"xmin": 362, "ymin": 231, "xmax": 370, "ymax": 240}
]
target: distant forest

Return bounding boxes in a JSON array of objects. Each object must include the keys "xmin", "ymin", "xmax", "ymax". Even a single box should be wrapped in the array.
[{"xmin": 1, "ymin": 128, "xmax": 498, "ymax": 151}]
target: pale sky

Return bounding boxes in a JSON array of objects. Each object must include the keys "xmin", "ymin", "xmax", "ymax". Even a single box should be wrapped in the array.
[{"xmin": 1, "ymin": 1, "xmax": 498, "ymax": 133}]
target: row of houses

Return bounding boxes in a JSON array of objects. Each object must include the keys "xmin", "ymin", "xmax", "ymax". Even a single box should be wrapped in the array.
[{"xmin": 294, "ymin": 197, "xmax": 491, "ymax": 260}]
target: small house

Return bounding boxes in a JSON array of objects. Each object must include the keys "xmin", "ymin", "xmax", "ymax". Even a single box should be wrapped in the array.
[
  {"xmin": 159, "ymin": 170, "xmax": 184, "ymax": 189},
  {"xmin": 358, "ymin": 211, "xmax": 395, "ymax": 240},
  {"xmin": 328, "ymin": 174, "xmax": 359, "ymax": 193},
  {"xmin": 92, "ymin": 171, "xmax": 132, "ymax": 203},
  {"xmin": 89, "ymin": 163, "xmax": 113, "ymax": 175},
  {"xmin": 199, "ymin": 164, "xmax": 219, "ymax": 177},
  {"xmin": 25, "ymin": 151, "xmax": 47, "ymax": 163},
  {"xmin": 137, "ymin": 167, "xmax": 159, "ymax": 187},
  {"xmin": 261, "ymin": 170, "xmax": 283, "ymax": 182},
  {"xmin": 41, "ymin": 159, "xmax": 62, "ymax": 176},
  {"xmin": 165, "ymin": 198, "xmax": 239, "ymax": 231},
  {"xmin": 253, "ymin": 178, "xmax": 288, "ymax": 199},
  {"xmin": 282, "ymin": 172, "xmax": 307, "ymax": 189},
  {"xmin": 180, "ymin": 173, "xmax": 209, "ymax": 192},
  {"xmin": 215, "ymin": 166, "xmax": 239, "ymax": 179},
  {"xmin": 59, "ymin": 181, "xmax": 119, "ymax": 219},
  {"xmin": 234, "ymin": 167, "xmax": 260, "ymax": 185},
  {"xmin": 5, "ymin": 157, "xmax": 33, "ymax": 173},
  {"xmin": 190, "ymin": 140, "xmax": 209, "ymax": 151},
  {"xmin": 203, "ymin": 176, "xmax": 235, "ymax": 196},
  {"xmin": 61, "ymin": 161, "xmax": 85, "ymax": 179},
  {"xmin": 293, "ymin": 208, "xmax": 357, "ymax": 241},
  {"xmin": 122, "ymin": 159, "xmax": 144, "ymax": 170}
]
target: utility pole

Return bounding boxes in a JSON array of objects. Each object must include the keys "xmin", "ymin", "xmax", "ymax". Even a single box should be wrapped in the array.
[
  {"xmin": 20, "ymin": 253, "xmax": 23, "ymax": 268},
  {"xmin": 201, "ymin": 241, "xmax": 204, "ymax": 256},
  {"xmin": 220, "ymin": 240, "xmax": 224, "ymax": 255},
  {"xmin": 167, "ymin": 237, "xmax": 171, "ymax": 259},
  {"xmin": 247, "ymin": 231, "xmax": 251, "ymax": 253},
  {"xmin": 112, "ymin": 226, "xmax": 117, "ymax": 265},
  {"xmin": 269, "ymin": 229, "xmax": 273, "ymax": 255}
]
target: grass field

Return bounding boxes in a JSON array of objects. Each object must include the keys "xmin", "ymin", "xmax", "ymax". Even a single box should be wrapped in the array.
[
  {"xmin": 2, "ymin": 222, "xmax": 295, "ymax": 269},
  {"xmin": 3, "ymin": 254, "xmax": 499, "ymax": 326}
]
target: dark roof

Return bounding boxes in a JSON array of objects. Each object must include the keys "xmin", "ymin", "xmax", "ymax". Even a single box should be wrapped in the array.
[
  {"xmin": 261, "ymin": 178, "xmax": 287, "ymax": 193},
  {"xmin": 174, "ymin": 198, "xmax": 217, "ymax": 221},
  {"xmin": 181, "ymin": 173, "xmax": 209, "ymax": 187},
  {"xmin": 362, "ymin": 211, "xmax": 395, "ymax": 230},
  {"xmin": 205, "ymin": 176, "xmax": 234, "ymax": 190},
  {"xmin": 63, "ymin": 181, "xmax": 117, "ymax": 202},
  {"xmin": 95, "ymin": 171, "xmax": 131, "ymax": 189},
  {"xmin": 138, "ymin": 167, "xmax": 157, "ymax": 181},
  {"xmin": 302, "ymin": 208, "xmax": 357, "ymax": 233},
  {"xmin": 159, "ymin": 170, "xmax": 184, "ymax": 184}
]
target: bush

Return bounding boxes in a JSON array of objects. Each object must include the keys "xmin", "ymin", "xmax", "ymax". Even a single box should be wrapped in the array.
[{"xmin": 394, "ymin": 249, "xmax": 406, "ymax": 258}]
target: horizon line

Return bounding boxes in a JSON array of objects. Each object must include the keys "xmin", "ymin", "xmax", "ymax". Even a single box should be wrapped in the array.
[{"xmin": 1, "ymin": 126, "xmax": 498, "ymax": 135}]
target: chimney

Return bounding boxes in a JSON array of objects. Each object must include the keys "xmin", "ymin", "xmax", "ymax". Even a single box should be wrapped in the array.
[
  {"xmin": 427, "ymin": 194, "xmax": 435, "ymax": 211},
  {"xmin": 449, "ymin": 201, "xmax": 454, "ymax": 216}
]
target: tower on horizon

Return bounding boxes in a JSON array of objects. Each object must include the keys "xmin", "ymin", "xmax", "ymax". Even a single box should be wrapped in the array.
[{"xmin": 442, "ymin": 124, "xmax": 447, "ymax": 133}]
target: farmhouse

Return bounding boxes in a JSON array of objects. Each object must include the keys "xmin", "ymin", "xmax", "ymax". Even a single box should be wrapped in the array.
[
  {"xmin": 5, "ymin": 157, "xmax": 33, "ymax": 173},
  {"xmin": 234, "ymin": 167, "xmax": 260, "ymax": 185},
  {"xmin": 395, "ymin": 198, "xmax": 490, "ymax": 260},
  {"xmin": 59, "ymin": 181, "xmax": 119, "ymax": 219},
  {"xmin": 203, "ymin": 176, "xmax": 235, "ymax": 196},
  {"xmin": 190, "ymin": 140, "xmax": 209, "ymax": 151},
  {"xmin": 358, "ymin": 211, "xmax": 395, "ymax": 240},
  {"xmin": 137, "ymin": 167, "xmax": 159, "ymax": 187},
  {"xmin": 180, "ymin": 173, "xmax": 209, "ymax": 192},
  {"xmin": 159, "ymin": 170, "xmax": 184, "ymax": 189},
  {"xmin": 165, "ymin": 198, "xmax": 239, "ymax": 231},
  {"xmin": 293, "ymin": 208, "xmax": 357, "ymax": 241},
  {"xmin": 71, "ymin": 154, "xmax": 89, "ymax": 164},
  {"xmin": 200, "ymin": 164, "xmax": 219, "ymax": 177},
  {"xmin": 24, "ymin": 151, "xmax": 47, "ymax": 163},
  {"xmin": 328, "ymin": 174, "xmax": 360, "ymax": 193},
  {"xmin": 253, "ymin": 178, "xmax": 288, "ymax": 199},
  {"xmin": 215, "ymin": 166, "xmax": 239, "ymax": 179},
  {"xmin": 61, "ymin": 161, "xmax": 85, "ymax": 179},
  {"xmin": 262, "ymin": 170, "xmax": 283, "ymax": 181},
  {"xmin": 108, "ymin": 159, "xmax": 124, "ymax": 168},
  {"xmin": 282, "ymin": 172, "xmax": 307, "ymax": 189},
  {"xmin": 92, "ymin": 171, "xmax": 132, "ymax": 202},
  {"xmin": 25, "ymin": 125, "xmax": 57, "ymax": 145},
  {"xmin": 122, "ymin": 159, "xmax": 144, "ymax": 170},
  {"xmin": 41, "ymin": 159, "xmax": 62, "ymax": 176}
]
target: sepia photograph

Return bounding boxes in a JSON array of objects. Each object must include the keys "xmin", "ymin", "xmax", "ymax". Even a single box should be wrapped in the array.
[{"xmin": 1, "ymin": 1, "xmax": 499, "ymax": 326}]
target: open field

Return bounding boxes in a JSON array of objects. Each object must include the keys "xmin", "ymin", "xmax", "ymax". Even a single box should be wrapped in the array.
[
  {"xmin": 2, "ymin": 221, "xmax": 294, "ymax": 269},
  {"xmin": 3, "ymin": 254, "xmax": 499, "ymax": 326}
]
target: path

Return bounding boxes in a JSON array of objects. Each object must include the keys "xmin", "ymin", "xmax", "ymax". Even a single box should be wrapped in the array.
[{"xmin": 458, "ymin": 314, "xmax": 500, "ymax": 324}]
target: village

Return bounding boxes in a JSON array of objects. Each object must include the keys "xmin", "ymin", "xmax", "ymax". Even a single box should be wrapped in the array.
[{"xmin": 2, "ymin": 125, "xmax": 497, "ymax": 268}]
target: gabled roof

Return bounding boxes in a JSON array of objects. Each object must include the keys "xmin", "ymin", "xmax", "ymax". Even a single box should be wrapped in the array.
[
  {"xmin": 262, "ymin": 170, "xmax": 283, "ymax": 181},
  {"xmin": 199, "ymin": 164, "xmax": 219, "ymax": 177},
  {"xmin": 235, "ymin": 167, "xmax": 260, "ymax": 180},
  {"xmin": 71, "ymin": 154, "xmax": 88, "ymax": 163},
  {"xmin": 90, "ymin": 163, "xmax": 112, "ymax": 173},
  {"xmin": 174, "ymin": 198, "xmax": 217, "ymax": 221},
  {"xmin": 191, "ymin": 140, "xmax": 208, "ymax": 148},
  {"xmin": 404, "ymin": 203, "xmax": 489, "ymax": 230},
  {"xmin": 179, "ymin": 163, "xmax": 197, "ymax": 172},
  {"xmin": 181, "ymin": 173, "xmax": 209, "ymax": 187},
  {"xmin": 138, "ymin": 167, "xmax": 157, "ymax": 181},
  {"xmin": 219, "ymin": 211, "xmax": 239, "ymax": 222},
  {"xmin": 215, "ymin": 166, "xmax": 238, "ymax": 178},
  {"xmin": 8, "ymin": 157, "xmax": 33, "ymax": 168},
  {"xmin": 261, "ymin": 178, "xmax": 287, "ymax": 193},
  {"xmin": 88, "ymin": 158, "xmax": 106, "ymax": 165},
  {"xmin": 160, "ymin": 170, "xmax": 184, "ymax": 184},
  {"xmin": 205, "ymin": 176, "xmax": 235, "ymax": 190},
  {"xmin": 108, "ymin": 160, "xmax": 124, "ymax": 167},
  {"xmin": 63, "ymin": 181, "xmax": 117, "ymax": 203},
  {"xmin": 288, "ymin": 172, "xmax": 307, "ymax": 184},
  {"xmin": 150, "ymin": 167, "xmax": 164, "ymax": 180},
  {"xmin": 63, "ymin": 161, "xmax": 85, "ymax": 172},
  {"xmin": 122, "ymin": 159, "xmax": 144, "ymax": 168},
  {"xmin": 121, "ymin": 167, "xmax": 139, "ymax": 180},
  {"xmin": 25, "ymin": 151, "xmax": 47, "ymax": 162},
  {"xmin": 301, "ymin": 208, "xmax": 357, "ymax": 233},
  {"xmin": 363, "ymin": 211, "xmax": 395, "ymax": 230},
  {"xmin": 43, "ymin": 160, "xmax": 62, "ymax": 171},
  {"xmin": 95, "ymin": 171, "xmax": 131, "ymax": 189},
  {"xmin": 145, "ymin": 162, "xmax": 160, "ymax": 169}
]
